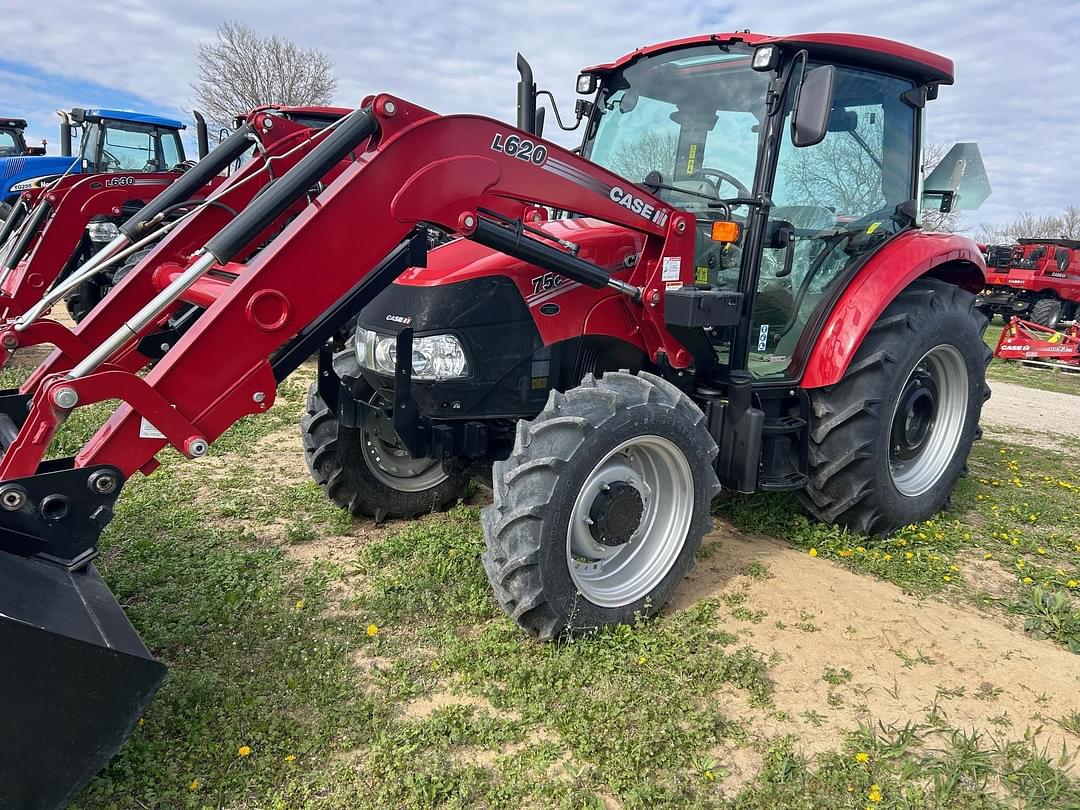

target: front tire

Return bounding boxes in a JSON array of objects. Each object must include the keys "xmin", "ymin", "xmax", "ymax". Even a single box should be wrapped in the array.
[
  {"xmin": 799, "ymin": 279, "xmax": 990, "ymax": 535},
  {"xmin": 1030, "ymin": 297, "xmax": 1063, "ymax": 330},
  {"xmin": 301, "ymin": 384, "xmax": 469, "ymax": 521},
  {"xmin": 481, "ymin": 371, "xmax": 720, "ymax": 640}
]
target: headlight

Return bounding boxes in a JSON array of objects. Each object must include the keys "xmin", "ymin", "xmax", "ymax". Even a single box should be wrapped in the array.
[
  {"xmin": 86, "ymin": 221, "xmax": 120, "ymax": 242},
  {"xmin": 354, "ymin": 327, "xmax": 469, "ymax": 380}
]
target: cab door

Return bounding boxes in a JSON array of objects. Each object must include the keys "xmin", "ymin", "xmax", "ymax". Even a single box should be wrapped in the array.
[{"xmin": 750, "ymin": 66, "xmax": 919, "ymax": 379}]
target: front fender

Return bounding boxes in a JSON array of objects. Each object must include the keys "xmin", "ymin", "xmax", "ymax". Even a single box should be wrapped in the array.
[{"xmin": 800, "ymin": 230, "xmax": 985, "ymax": 389}]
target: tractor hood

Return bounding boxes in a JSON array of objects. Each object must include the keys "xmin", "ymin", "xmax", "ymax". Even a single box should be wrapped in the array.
[
  {"xmin": 0, "ymin": 154, "xmax": 79, "ymax": 198},
  {"xmin": 397, "ymin": 217, "xmax": 645, "ymax": 291}
]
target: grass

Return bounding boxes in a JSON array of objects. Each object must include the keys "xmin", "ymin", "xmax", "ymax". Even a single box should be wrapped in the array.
[{"xmin": 0, "ymin": 351, "xmax": 1066, "ymax": 807}]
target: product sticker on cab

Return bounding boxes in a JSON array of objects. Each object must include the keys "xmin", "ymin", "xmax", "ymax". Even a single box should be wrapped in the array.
[{"xmin": 662, "ymin": 256, "xmax": 681, "ymax": 282}]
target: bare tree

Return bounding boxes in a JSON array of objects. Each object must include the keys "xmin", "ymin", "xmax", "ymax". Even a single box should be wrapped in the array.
[
  {"xmin": 978, "ymin": 206, "xmax": 1080, "ymax": 245},
  {"xmin": 608, "ymin": 132, "xmax": 678, "ymax": 184},
  {"xmin": 192, "ymin": 21, "xmax": 337, "ymax": 131}
]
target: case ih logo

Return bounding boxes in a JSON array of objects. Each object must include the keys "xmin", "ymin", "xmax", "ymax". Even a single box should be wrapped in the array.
[
  {"xmin": 609, "ymin": 186, "xmax": 669, "ymax": 227},
  {"xmin": 385, "ymin": 314, "xmax": 412, "ymax": 325},
  {"xmin": 105, "ymin": 176, "xmax": 137, "ymax": 187}
]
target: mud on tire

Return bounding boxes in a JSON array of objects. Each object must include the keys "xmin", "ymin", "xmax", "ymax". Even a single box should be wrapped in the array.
[
  {"xmin": 798, "ymin": 278, "xmax": 990, "ymax": 535},
  {"xmin": 301, "ymin": 383, "xmax": 469, "ymax": 521},
  {"xmin": 481, "ymin": 371, "xmax": 720, "ymax": 640}
]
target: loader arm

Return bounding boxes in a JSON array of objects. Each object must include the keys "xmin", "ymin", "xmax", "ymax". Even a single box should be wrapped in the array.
[
  {"xmin": 0, "ymin": 94, "xmax": 696, "ymax": 564},
  {"xmin": 1, "ymin": 108, "xmax": 354, "ymax": 388},
  {"xmin": 0, "ymin": 171, "xmax": 222, "ymax": 318}
]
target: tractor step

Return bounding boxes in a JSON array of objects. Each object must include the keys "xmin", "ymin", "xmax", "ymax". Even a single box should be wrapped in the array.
[
  {"xmin": 0, "ymin": 552, "xmax": 165, "ymax": 808},
  {"xmin": 758, "ymin": 415, "xmax": 809, "ymax": 491},
  {"xmin": 757, "ymin": 469, "xmax": 809, "ymax": 491}
]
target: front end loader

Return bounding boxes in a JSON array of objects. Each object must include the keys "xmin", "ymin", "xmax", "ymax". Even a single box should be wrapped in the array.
[{"xmin": 0, "ymin": 31, "xmax": 991, "ymax": 806}]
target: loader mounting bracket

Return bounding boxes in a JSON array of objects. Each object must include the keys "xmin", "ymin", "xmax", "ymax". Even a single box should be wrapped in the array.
[{"xmin": 0, "ymin": 459, "xmax": 124, "ymax": 568}]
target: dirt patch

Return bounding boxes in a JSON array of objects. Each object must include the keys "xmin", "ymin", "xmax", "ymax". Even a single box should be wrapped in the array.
[
  {"xmin": 982, "ymin": 380, "xmax": 1080, "ymax": 445},
  {"xmin": 674, "ymin": 523, "xmax": 1080, "ymax": 759}
]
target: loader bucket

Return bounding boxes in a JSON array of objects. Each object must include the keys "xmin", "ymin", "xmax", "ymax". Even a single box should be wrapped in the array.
[{"xmin": 0, "ymin": 551, "xmax": 165, "ymax": 809}]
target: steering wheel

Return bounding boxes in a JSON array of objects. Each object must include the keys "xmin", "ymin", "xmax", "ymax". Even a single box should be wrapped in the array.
[
  {"xmin": 100, "ymin": 149, "xmax": 121, "ymax": 171},
  {"xmin": 694, "ymin": 167, "xmax": 751, "ymax": 199}
]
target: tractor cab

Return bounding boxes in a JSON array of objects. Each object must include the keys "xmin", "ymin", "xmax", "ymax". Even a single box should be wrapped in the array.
[
  {"xmin": 64, "ymin": 108, "xmax": 191, "ymax": 173},
  {"xmin": 0, "ymin": 117, "xmax": 45, "ymax": 157},
  {"xmin": 577, "ymin": 34, "xmax": 989, "ymax": 380}
]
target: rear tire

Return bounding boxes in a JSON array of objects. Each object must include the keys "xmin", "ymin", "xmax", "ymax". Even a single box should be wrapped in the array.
[
  {"xmin": 798, "ymin": 279, "xmax": 990, "ymax": 535},
  {"xmin": 1030, "ymin": 297, "xmax": 1063, "ymax": 330},
  {"xmin": 301, "ymin": 384, "xmax": 468, "ymax": 521},
  {"xmin": 481, "ymin": 371, "xmax": 720, "ymax": 640}
]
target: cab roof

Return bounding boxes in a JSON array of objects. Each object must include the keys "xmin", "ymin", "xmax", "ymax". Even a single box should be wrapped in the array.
[
  {"xmin": 583, "ymin": 31, "xmax": 954, "ymax": 86},
  {"xmin": 86, "ymin": 109, "xmax": 186, "ymax": 130},
  {"xmin": 0, "ymin": 118, "xmax": 28, "ymax": 130}
]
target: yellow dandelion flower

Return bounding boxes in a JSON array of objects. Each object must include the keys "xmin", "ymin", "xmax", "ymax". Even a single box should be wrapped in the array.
[
  {"xmin": 918, "ymin": 532, "xmax": 927, "ymax": 540},
  {"xmin": 856, "ymin": 546, "xmax": 866, "ymax": 553},
  {"xmin": 905, "ymin": 552, "xmax": 914, "ymax": 560},
  {"xmin": 855, "ymin": 751, "xmax": 870, "ymax": 763},
  {"xmin": 1029, "ymin": 515, "xmax": 1038, "ymax": 523},
  {"xmin": 1068, "ymin": 580, "xmax": 1079, "ymax": 589},
  {"xmin": 189, "ymin": 778, "xmax": 201, "ymax": 791},
  {"xmin": 704, "ymin": 770, "xmax": 715, "ymax": 781},
  {"xmin": 984, "ymin": 553, "xmax": 993, "ymax": 560},
  {"xmin": 1023, "ymin": 576, "xmax": 1034, "ymax": 585},
  {"xmin": 950, "ymin": 565, "xmax": 959, "ymax": 572},
  {"xmin": 294, "ymin": 599, "xmax": 305, "ymax": 611},
  {"xmin": 943, "ymin": 575, "xmax": 952, "ymax": 582},
  {"xmin": 138, "ymin": 718, "xmax": 144, "ymax": 727},
  {"xmin": 284, "ymin": 754, "xmax": 296, "ymax": 763},
  {"xmin": 869, "ymin": 784, "xmax": 882, "ymax": 803},
  {"xmin": 238, "ymin": 745, "xmax": 252, "ymax": 758},
  {"xmin": 366, "ymin": 624, "xmax": 379, "ymax": 637},
  {"xmin": 808, "ymin": 548, "xmax": 818, "ymax": 557},
  {"xmin": 839, "ymin": 549, "xmax": 853, "ymax": 558},
  {"xmin": 638, "ymin": 655, "xmax": 647, "ymax": 665},
  {"xmin": 883, "ymin": 554, "xmax": 893, "ymax": 561}
]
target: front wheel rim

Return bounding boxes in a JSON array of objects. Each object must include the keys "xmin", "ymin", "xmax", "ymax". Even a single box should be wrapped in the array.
[
  {"xmin": 888, "ymin": 344, "xmax": 969, "ymax": 497},
  {"xmin": 359, "ymin": 395, "xmax": 449, "ymax": 492},
  {"xmin": 566, "ymin": 435, "xmax": 694, "ymax": 607}
]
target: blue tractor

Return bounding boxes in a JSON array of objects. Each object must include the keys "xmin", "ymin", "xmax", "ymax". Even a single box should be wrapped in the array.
[{"xmin": 0, "ymin": 107, "xmax": 208, "ymax": 217}]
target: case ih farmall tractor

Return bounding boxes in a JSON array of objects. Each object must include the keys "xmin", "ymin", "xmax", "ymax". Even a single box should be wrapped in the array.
[
  {"xmin": 977, "ymin": 238, "xmax": 1080, "ymax": 328},
  {"xmin": 0, "ymin": 32, "xmax": 990, "ymax": 807}
]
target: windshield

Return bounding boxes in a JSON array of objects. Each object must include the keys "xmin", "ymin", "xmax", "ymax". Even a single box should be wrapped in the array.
[
  {"xmin": 0, "ymin": 128, "xmax": 21, "ymax": 157},
  {"xmin": 584, "ymin": 44, "xmax": 771, "ymax": 210}
]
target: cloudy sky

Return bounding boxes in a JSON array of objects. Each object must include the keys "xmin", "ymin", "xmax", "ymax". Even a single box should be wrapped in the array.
[{"xmin": 2, "ymin": 1, "xmax": 1076, "ymax": 229}]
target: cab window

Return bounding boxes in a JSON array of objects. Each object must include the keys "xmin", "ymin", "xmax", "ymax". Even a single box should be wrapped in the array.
[
  {"xmin": 101, "ymin": 124, "xmax": 158, "ymax": 171},
  {"xmin": 0, "ymin": 129, "xmax": 21, "ymax": 157}
]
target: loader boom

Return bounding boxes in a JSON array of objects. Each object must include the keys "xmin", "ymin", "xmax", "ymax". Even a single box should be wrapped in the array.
[{"xmin": 0, "ymin": 94, "xmax": 696, "ymax": 567}]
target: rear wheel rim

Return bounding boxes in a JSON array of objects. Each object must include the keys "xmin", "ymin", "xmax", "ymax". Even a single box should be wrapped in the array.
[
  {"xmin": 566, "ymin": 435, "xmax": 693, "ymax": 607},
  {"xmin": 360, "ymin": 395, "xmax": 448, "ymax": 492},
  {"xmin": 888, "ymin": 344, "xmax": 968, "ymax": 497}
]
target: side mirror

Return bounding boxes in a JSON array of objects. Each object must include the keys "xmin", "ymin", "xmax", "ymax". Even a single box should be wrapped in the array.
[{"xmin": 791, "ymin": 65, "xmax": 835, "ymax": 148}]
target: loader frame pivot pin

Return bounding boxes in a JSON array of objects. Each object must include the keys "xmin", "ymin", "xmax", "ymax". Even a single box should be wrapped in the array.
[
  {"xmin": 186, "ymin": 437, "xmax": 209, "ymax": 458},
  {"xmin": 52, "ymin": 386, "xmax": 78, "ymax": 409},
  {"xmin": 0, "ymin": 484, "xmax": 27, "ymax": 511},
  {"xmin": 87, "ymin": 470, "xmax": 118, "ymax": 495}
]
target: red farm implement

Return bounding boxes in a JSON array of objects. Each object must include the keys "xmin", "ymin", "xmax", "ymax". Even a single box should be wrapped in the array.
[
  {"xmin": 0, "ymin": 32, "xmax": 994, "ymax": 807},
  {"xmin": 994, "ymin": 316, "xmax": 1080, "ymax": 369}
]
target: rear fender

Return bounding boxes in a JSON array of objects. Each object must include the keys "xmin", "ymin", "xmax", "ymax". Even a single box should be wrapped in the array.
[{"xmin": 800, "ymin": 231, "xmax": 985, "ymax": 389}]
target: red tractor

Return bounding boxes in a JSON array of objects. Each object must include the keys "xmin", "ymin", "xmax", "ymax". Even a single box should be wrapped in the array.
[
  {"xmin": 977, "ymin": 238, "xmax": 1080, "ymax": 328},
  {"xmin": 0, "ymin": 31, "xmax": 991, "ymax": 806}
]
